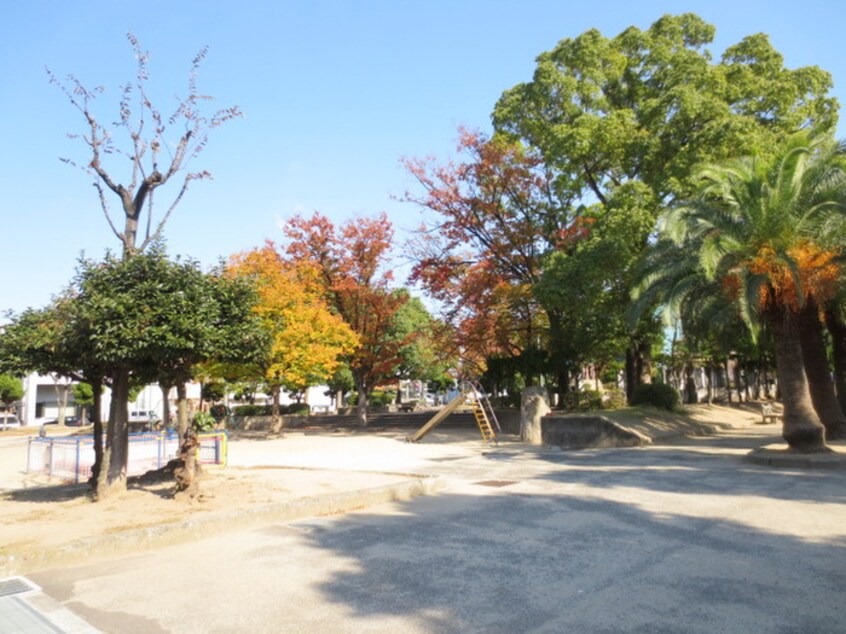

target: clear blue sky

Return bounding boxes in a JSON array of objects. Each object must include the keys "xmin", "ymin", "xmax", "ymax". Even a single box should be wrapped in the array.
[{"xmin": 2, "ymin": 0, "xmax": 845, "ymax": 315}]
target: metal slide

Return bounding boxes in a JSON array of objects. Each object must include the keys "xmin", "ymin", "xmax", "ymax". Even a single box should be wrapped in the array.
[{"xmin": 405, "ymin": 393, "xmax": 466, "ymax": 442}]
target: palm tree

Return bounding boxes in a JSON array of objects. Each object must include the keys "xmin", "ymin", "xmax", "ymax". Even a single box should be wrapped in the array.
[{"xmin": 651, "ymin": 132, "xmax": 846, "ymax": 451}]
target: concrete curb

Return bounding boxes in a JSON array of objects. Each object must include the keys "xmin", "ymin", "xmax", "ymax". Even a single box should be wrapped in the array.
[
  {"xmin": 745, "ymin": 445, "xmax": 846, "ymax": 470},
  {"xmin": 1, "ymin": 475, "xmax": 446, "ymax": 576}
]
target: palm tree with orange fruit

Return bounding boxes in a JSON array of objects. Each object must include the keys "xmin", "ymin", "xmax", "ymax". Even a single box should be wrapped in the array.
[{"xmin": 657, "ymin": 132, "xmax": 846, "ymax": 451}]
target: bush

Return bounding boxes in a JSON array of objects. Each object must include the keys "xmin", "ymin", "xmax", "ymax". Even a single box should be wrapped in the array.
[
  {"xmin": 348, "ymin": 390, "xmax": 394, "ymax": 407},
  {"xmin": 283, "ymin": 403, "xmax": 309, "ymax": 416},
  {"xmin": 602, "ymin": 389, "xmax": 627, "ymax": 410},
  {"xmin": 192, "ymin": 411, "xmax": 217, "ymax": 431},
  {"xmin": 209, "ymin": 404, "xmax": 230, "ymax": 421},
  {"xmin": 232, "ymin": 404, "xmax": 272, "ymax": 416},
  {"xmin": 560, "ymin": 389, "xmax": 603, "ymax": 412},
  {"xmin": 631, "ymin": 383, "xmax": 679, "ymax": 411}
]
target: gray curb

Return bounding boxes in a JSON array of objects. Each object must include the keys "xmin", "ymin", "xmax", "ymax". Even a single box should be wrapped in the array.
[
  {"xmin": 745, "ymin": 446, "xmax": 846, "ymax": 470},
  {"xmin": 1, "ymin": 475, "xmax": 445, "ymax": 576}
]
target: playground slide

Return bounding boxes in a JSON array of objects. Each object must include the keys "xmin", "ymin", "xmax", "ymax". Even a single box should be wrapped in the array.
[{"xmin": 405, "ymin": 393, "xmax": 466, "ymax": 442}]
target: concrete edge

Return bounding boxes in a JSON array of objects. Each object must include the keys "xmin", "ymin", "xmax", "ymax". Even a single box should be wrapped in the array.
[
  {"xmin": 745, "ymin": 446, "xmax": 846, "ymax": 470},
  {"xmin": 1, "ymin": 475, "xmax": 446, "ymax": 576}
]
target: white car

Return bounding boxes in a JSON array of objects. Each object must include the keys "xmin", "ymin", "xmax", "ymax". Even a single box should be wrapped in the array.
[{"xmin": 0, "ymin": 414, "xmax": 21, "ymax": 430}]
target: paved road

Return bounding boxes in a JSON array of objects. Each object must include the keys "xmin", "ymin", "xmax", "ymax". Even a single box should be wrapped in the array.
[{"xmin": 27, "ymin": 427, "xmax": 846, "ymax": 633}]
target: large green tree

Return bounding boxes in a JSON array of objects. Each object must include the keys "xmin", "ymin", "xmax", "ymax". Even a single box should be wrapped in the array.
[{"xmin": 492, "ymin": 13, "xmax": 837, "ymax": 401}]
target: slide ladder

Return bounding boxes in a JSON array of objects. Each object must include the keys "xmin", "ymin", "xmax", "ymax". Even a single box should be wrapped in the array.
[{"xmin": 465, "ymin": 381, "xmax": 500, "ymax": 445}]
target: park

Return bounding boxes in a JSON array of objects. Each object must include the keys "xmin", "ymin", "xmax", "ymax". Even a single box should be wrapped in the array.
[{"xmin": 3, "ymin": 7, "xmax": 846, "ymax": 633}]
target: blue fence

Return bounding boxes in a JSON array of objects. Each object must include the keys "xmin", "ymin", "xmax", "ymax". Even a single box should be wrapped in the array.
[{"xmin": 27, "ymin": 431, "xmax": 228, "ymax": 484}]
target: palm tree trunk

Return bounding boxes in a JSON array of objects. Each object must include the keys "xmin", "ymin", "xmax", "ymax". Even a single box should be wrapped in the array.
[
  {"xmin": 824, "ymin": 309, "xmax": 846, "ymax": 416},
  {"xmin": 767, "ymin": 307, "xmax": 828, "ymax": 452},
  {"xmin": 798, "ymin": 300, "xmax": 846, "ymax": 439}
]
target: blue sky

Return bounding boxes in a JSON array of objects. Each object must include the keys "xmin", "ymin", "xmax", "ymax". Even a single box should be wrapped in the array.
[{"xmin": 2, "ymin": 0, "xmax": 845, "ymax": 315}]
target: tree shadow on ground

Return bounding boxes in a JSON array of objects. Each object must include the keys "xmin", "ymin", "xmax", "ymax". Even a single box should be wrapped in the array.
[
  {"xmin": 525, "ymin": 434, "xmax": 846, "ymax": 504},
  {"xmin": 277, "ymin": 483, "xmax": 846, "ymax": 634},
  {"xmin": 2, "ymin": 482, "xmax": 90, "ymax": 503}
]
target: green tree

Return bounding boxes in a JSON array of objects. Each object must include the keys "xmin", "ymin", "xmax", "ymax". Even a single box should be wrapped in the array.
[
  {"xmin": 72, "ymin": 382, "xmax": 95, "ymax": 423},
  {"xmin": 492, "ymin": 13, "xmax": 837, "ymax": 401},
  {"xmin": 70, "ymin": 248, "xmax": 266, "ymax": 496},
  {"xmin": 388, "ymin": 293, "xmax": 454, "ymax": 403},
  {"xmin": 0, "ymin": 374, "xmax": 23, "ymax": 409}
]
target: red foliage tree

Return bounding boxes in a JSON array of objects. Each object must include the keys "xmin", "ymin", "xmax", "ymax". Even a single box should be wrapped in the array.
[
  {"xmin": 403, "ymin": 129, "xmax": 585, "ymax": 394},
  {"xmin": 283, "ymin": 212, "xmax": 408, "ymax": 424}
]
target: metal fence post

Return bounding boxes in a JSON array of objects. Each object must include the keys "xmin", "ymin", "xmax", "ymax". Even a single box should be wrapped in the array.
[{"xmin": 74, "ymin": 438, "xmax": 81, "ymax": 484}]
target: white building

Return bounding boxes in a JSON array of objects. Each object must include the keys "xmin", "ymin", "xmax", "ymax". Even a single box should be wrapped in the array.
[{"xmin": 13, "ymin": 372, "xmax": 336, "ymax": 426}]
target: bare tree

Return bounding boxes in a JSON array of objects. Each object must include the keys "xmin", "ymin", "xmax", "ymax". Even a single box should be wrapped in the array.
[{"xmin": 47, "ymin": 33, "xmax": 242, "ymax": 256}]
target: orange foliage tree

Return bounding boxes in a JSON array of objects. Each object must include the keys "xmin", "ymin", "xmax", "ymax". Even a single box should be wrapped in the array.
[{"xmin": 227, "ymin": 244, "xmax": 358, "ymax": 428}]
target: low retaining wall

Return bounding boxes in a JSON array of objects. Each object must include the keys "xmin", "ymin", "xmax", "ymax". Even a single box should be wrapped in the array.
[
  {"xmin": 228, "ymin": 415, "xmax": 308, "ymax": 431},
  {"xmin": 542, "ymin": 415, "xmax": 650, "ymax": 449}
]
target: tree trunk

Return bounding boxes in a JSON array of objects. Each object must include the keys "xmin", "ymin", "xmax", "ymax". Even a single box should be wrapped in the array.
[
  {"xmin": 174, "ymin": 382, "xmax": 200, "ymax": 496},
  {"xmin": 798, "ymin": 301, "xmax": 846, "ymax": 439},
  {"xmin": 625, "ymin": 346, "xmax": 637, "ymax": 404},
  {"xmin": 824, "ymin": 309, "xmax": 846, "ymax": 416},
  {"xmin": 637, "ymin": 340, "xmax": 653, "ymax": 386},
  {"xmin": 723, "ymin": 358, "xmax": 732, "ymax": 404},
  {"xmin": 95, "ymin": 368, "xmax": 130, "ymax": 499},
  {"xmin": 271, "ymin": 384, "xmax": 283, "ymax": 432},
  {"xmin": 160, "ymin": 381, "xmax": 172, "ymax": 430},
  {"xmin": 734, "ymin": 361, "xmax": 744, "ymax": 403},
  {"xmin": 90, "ymin": 380, "xmax": 104, "ymax": 487},
  {"xmin": 355, "ymin": 376, "xmax": 368, "ymax": 426},
  {"xmin": 703, "ymin": 365, "xmax": 712, "ymax": 405},
  {"xmin": 53, "ymin": 379, "xmax": 69, "ymax": 425},
  {"xmin": 684, "ymin": 363, "xmax": 698, "ymax": 404},
  {"xmin": 767, "ymin": 307, "xmax": 827, "ymax": 452},
  {"xmin": 546, "ymin": 310, "xmax": 570, "ymax": 408}
]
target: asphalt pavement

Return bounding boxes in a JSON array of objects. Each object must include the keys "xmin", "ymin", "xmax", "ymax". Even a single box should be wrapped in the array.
[{"xmin": 15, "ymin": 425, "xmax": 846, "ymax": 633}]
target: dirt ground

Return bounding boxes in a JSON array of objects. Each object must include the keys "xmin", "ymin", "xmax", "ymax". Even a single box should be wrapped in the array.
[
  {"xmin": 0, "ymin": 403, "xmax": 774, "ymax": 573},
  {"xmin": 0, "ymin": 464, "xmax": 411, "ymax": 570}
]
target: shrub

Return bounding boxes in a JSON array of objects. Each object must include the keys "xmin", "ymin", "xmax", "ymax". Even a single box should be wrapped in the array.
[
  {"xmin": 284, "ymin": 403, "xmax": 310, "ymax": 416},
  {"xmin": 602, "ymin": 389, "xmax": 627, "ymax": 410},
  {"xmin": 209, "ymin": 404, "xmax": 230, "ymax": 421},
  {"xmin": 560, "ymin": 389, "xmax": 603, "ymax": 412},
  {"xmin": 192, "ymin": 411, "xmax": 217, "ymax": 431},
  {"xmin": 232, "ymin": 404, "xmax": 272, "ymax": 416},
  {"xmin": 631, "ymin": 383, "xmax": 679, "ymax": 411},
  {"xmin": 348, "ymin": 390, "xmax": 394, "ymax": 407}
]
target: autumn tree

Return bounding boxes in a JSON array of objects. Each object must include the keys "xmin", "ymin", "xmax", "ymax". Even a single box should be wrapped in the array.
[
  {"xmin": 403, "ymin": 129, "xmax": 569, "ymax": 393},
  {"xmin": 227, "ymin": 244, "xmax": 358, "ymax": 429},
  {"xmin": 283, "ymin": 213, "xmax": 408, "ymax": 424},
  {"xmin": 48, "ymin": 33, "xmax": 241, "ymax": 495}
]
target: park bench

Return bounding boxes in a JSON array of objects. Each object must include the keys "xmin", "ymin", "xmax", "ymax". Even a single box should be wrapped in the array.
[
  {"xmin": 760, "ymin": 403, "xmax": 783, "ymax": 425},
  {"xmin": 398, "ymin": 400, "xmax": 419, "ymax": 413}
]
